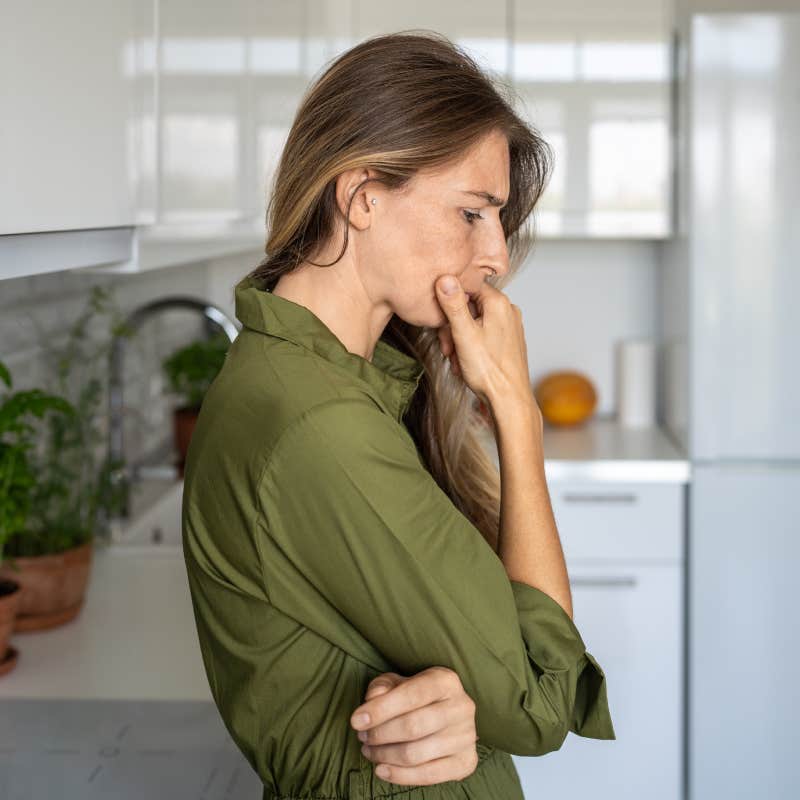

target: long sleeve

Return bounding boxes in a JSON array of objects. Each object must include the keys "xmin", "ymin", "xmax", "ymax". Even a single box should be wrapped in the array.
[{"xmin": 255, "ymin": 397, "xmax": 616, "ymax": 756}]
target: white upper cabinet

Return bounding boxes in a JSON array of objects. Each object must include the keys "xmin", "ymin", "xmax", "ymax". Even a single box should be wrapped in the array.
[
  {"xmin": 136, "ymin": 0, "xmax": 304, "ymax": 243},
  {"xmin": 511, "ymin": 0, "xmax": 674, "ymax": 238},
  {"xmin": 349, "ymin": 0, "xmax": 673, "ymax": 239},
  {"xmin": 156, "ymin": 0, "xmax": 250, "ymax": 227},
  {"xmin": 354, "ymin": 0, "xmax": 509, "ymax": 75},
  {"xmin": 1, "ymin": 0, "xmax": 675, "ymax": 283},
  {"xmin": 248, "ymin": 0, "xmax": 309, "ymax": 229},
  {"xmin": 0, "ymin": 0, "xmax": 148, "ymax": 236}
]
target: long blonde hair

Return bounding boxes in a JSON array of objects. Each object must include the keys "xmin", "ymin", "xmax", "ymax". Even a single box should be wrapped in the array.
[{"xmin": 246, "ymin": 30, "xmax": 553, "ymax": 552}]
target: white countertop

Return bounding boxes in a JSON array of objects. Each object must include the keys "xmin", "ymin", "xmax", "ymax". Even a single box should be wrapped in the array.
[
  {"xmin": 0, "ymin": 547, "xmax": 212, "ymax": 701},
  {"xmin": 481, "ymin": 415, "xmax": 690, "ymax": 483}
]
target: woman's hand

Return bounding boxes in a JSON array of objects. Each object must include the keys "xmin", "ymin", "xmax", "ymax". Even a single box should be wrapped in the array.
[
  {"xmin": 350, "ymin": 667, "xmax": 480, "ymax": 786},
  {"xmin": 434, "ymin": 274, "xmax": 534, "ymax": 415}
]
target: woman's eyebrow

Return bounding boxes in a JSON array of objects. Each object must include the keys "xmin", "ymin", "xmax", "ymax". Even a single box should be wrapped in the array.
[{"xmin": 459, "ymin": 190, "xmax": 507, "ymax": 208}]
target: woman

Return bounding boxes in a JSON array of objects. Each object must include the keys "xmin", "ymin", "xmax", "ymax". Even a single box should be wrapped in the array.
[{"xmin": 182, "ymin": 30, "xmax": 615, "ymax": 800}]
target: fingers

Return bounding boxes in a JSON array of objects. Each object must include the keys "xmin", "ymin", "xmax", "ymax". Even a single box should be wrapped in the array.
[
  {"xmin": 352, "ymin": 667, "xmax": 479, "ymax": 787},
  {"xmin": 363, "ymin": 673, "xmax": 402, "ymax": 702},
  {"xmin": 364, "ymin": 732, "xmax": 479, "ymax": 787},
  {"xmin": 437, "ymin": 325, "xmax": 461, "ymax": 377},
  {"xmin": 360, "ymin": 690, "xmax": 474, "ymax": 748},
  {"xmin": 469, "ymin": 275, "xmax": 502, "ymax": 304},
  {"xmin": 434, "ymin": 276, "xmax": 476, "ymax": 344},
  {"xmin": 436, "ymin": 325, "xmax": 453, "ymax": 358},
  {"xmin": 372, "ymin": 752, "xmax": 479, "ymax": 787},
  {"xmin": 353, "ymin": 673, "xmax": 403, "ymax": 728},
  {"xmin": 434, "ymin": 276, "xmax": 496, "ymax": 387},
  {"xmin": 353, "ymin": 669, "xmax": 471, "ymax": 752},
  {"xmin": 351, "ymin": 666, "xmax": 453, "ymax": 734}
]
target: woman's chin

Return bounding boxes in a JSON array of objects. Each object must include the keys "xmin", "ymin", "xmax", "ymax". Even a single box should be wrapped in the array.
[{"xmin": 395, "ymin": 302, "xmax": 448, "ymax": 329}]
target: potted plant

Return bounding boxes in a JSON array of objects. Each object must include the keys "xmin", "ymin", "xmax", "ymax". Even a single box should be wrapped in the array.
[
  {"xmin": 0, "ymin": 285, "xmax": 133, "ymax": 633},
  {"xmin": 0, "ymin": 359, "xmax": 76, "ymax": 671},
  {"xmin": 161, "ymin": 332, "xmax": 230, "ymax": 475}
]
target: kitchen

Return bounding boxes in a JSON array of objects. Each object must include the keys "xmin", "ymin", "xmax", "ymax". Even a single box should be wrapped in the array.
[{"xmin": 0, "ymin": 1, "xmax": 797, "ymax": 799}]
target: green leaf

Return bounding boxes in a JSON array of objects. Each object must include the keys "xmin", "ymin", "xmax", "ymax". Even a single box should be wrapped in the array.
[{"xmin": 0, "ymin": 361, "xmax": 11, "ymax": 390}]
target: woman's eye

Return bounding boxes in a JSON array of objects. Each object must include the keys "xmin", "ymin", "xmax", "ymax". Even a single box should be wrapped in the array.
[{"xmin": 462, "ymin": 209, "xmax": 483, "ymax": 225}]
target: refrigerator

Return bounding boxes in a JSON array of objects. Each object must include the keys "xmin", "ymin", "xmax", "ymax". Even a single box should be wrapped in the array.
[{"xmin": 663, "ymin": 12, "xmax": 800, "ymax": 800}]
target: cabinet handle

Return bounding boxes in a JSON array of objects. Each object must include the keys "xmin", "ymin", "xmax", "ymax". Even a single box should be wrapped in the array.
[
  {"xmin": 561, "ymin": 493, "xmax": 638, "ymax": 504},
  {"xmin": 569, "ymin": 576, "xmax": 638, "ymax": 588}
]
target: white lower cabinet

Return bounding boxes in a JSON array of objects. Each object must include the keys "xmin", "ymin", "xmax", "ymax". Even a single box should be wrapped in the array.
[{"xmin": 511, "ymin": 479, "xmax": 685, "ymax": 800}]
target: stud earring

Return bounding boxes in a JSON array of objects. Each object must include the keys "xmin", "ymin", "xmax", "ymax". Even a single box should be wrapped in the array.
[{"xmin": 371, "ymin": 198, "xmax": 376, "ymax": 205}]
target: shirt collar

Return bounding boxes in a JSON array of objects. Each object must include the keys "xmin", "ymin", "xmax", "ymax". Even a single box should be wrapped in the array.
[{"xmin": 234, "ymin": 275, "xmax": 425, "ymax": 422}]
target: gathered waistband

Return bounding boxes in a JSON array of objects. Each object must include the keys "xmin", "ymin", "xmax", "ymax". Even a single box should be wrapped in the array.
[{"xmin": 260, "ymin": 743, "xmax": 523, "ymax": 800}]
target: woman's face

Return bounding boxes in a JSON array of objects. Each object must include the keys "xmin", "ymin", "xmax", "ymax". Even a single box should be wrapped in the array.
[{"xmin": 362, "ymin": 128, "xmax": 511, "ymax": 329}]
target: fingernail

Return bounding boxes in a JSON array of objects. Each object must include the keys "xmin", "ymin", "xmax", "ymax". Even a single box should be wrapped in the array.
[
  {"xmin": 376, "ymin": 764, "xmax": 391, "ymax": 779},
  {"xmin": 352, "ymin": 712, "xmax": 370, "ymax": 727},
  {"xmin": 440, "ymin": 276, "xmax": 458, "ymax": 294},
  {"xmin": 357, "ymin": 730, "xmax": 368, "ymax": 742}
]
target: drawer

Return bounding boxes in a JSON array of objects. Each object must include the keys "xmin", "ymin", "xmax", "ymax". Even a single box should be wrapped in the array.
[{"xmin": 547, "ymin": 480, "xmax": 685, "ymax": 562}]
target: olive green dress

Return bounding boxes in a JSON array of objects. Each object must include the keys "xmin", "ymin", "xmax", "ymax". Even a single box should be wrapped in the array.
[{"xmin": 181, "ymin": 275, "xmax": 616, "ymax": 800}]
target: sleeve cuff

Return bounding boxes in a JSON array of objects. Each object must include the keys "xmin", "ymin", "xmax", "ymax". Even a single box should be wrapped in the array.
[{"xmin": 509, "ymin": 579, "xmax": 616, "ymax": 741}]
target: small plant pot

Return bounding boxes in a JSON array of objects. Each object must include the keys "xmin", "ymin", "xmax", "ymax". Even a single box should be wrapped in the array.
[
  {"xmin": 0, "ymin": 577, "xmax": 22, "ymax": 676},
  {"xmin": 173, "ymin": 405, "xmax": 200, "ymax": 477},
  {"xmin": 0, "ymin": 540, "xmax": 93, "ymax": 633}
]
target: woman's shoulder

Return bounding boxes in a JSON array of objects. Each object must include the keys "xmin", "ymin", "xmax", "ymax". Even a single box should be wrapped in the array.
[{"xmin": 195, "ymin": 332, "xmax": 386, "ymax": 466}]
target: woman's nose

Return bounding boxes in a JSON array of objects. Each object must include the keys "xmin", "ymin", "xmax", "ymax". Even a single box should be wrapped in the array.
[{"xmin": 481, "ymin": 225, "xmax": 510, "ymax": 278}]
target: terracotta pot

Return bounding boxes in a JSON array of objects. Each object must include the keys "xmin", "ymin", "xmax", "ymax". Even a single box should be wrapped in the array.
[
  {"xmin": 173, "ymin": 405, "xmax": 200, "ymax": 477},
  {"xmin": 0, "ymin": 577, "xmax": 21, "ymax": 675},
  {"xmin": 0, "ymin": 540, "xmax": 93, "ymax": 632}
]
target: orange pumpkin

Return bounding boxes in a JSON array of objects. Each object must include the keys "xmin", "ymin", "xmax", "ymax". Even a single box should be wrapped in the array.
[{"xmin": 533, "ymin": 370, "xmax": 597, "ymax": 427}]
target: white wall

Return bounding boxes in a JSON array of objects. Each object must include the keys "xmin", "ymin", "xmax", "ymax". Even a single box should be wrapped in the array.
[{"xmin": 507, "ymin": 240, "xmax": 660, "ymax": 419}]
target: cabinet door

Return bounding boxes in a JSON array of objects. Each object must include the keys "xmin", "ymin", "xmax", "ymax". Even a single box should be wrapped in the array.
[
  {"xmin": 249, "ymin": 0, "xmax": 308, "ymax": 226},
  {"xmin": 353, "ymin": 0, "xmax": 509, "ymax": 78},
  {"xmin": 0, "ymin": 0, "xmax": 139, "ymax": 235},
  {"xmin": 512, "ymin": 563, "xmax": 683, "ymax": 800},
  {"xmin": 511, "ymin": 0, "xmax": 673, "ymax": 238},
  {"xmin": 157, "ymin": 0, "xmax": 252, "ymax": 226}
]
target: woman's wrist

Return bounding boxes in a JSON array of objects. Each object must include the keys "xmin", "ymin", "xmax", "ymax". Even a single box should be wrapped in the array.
[{"xmin": 487, "ymin": 385, "xmax": 542, "ymax": 443}]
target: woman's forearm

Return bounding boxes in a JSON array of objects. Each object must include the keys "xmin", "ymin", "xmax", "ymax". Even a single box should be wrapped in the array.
[{"xmin": 490, "ymin": 395, "xmax": 574, "ymax": 620}]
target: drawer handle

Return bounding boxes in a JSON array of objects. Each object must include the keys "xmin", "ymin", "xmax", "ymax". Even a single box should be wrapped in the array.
[
  {"xmin": 570, "ymin": 576, "xmax": 638, "ymax": 588},
  {"xmin": 562, "ymin": 493, "xmax": 638, "ymax": 504}
]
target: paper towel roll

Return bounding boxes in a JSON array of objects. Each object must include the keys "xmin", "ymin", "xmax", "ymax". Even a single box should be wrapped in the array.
[{"xmin": 617, "ymin": 338, "xmax": 657, "ymax": 428}]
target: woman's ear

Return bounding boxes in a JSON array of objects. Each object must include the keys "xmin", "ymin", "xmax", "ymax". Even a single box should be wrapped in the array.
[{"xmin": 335, "ymin": 167, "xmax": 378, "ymax": 230}]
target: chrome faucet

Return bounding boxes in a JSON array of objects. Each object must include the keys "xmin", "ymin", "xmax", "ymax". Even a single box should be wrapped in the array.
[{"xmin": 107, "ymin": 296, "xmax": 239, "ymax": 520}]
